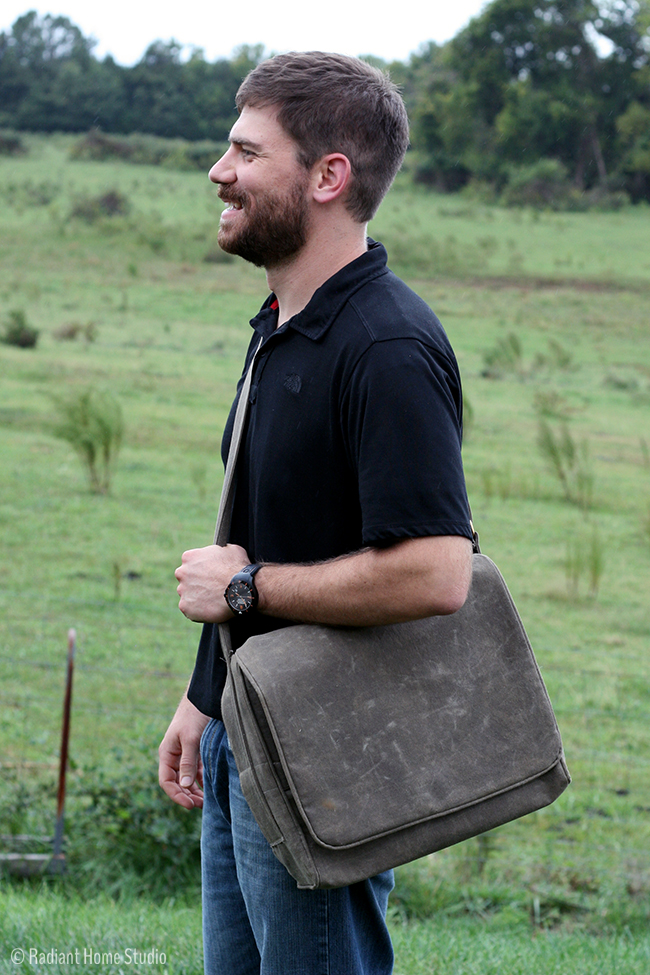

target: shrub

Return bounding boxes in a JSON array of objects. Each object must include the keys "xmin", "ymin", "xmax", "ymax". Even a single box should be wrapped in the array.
[
  {"xmin": 0, "ymin": 751, "xmax": 202, "ymax": 900},
  {"xmin": 69, "ymin": 189, "xmax": 131, "ymax": 223},
  {"xmin": 1, "ymin": 309, "xmax": 39, "ymax": 348},
  {"xmin": 501, "ymin": 159, "xmax": 577, "ymax": 210},
  {"xmin": 52, "ymin": 321, "xmax": 97, "ymax": 342},
  {"xmin": 69, "ymin": 129, "xmax": 225, "ymax": 172},
  {"xmin": 0, "ymin": 131, "xmax": 26, "ymax": 156},
  {"xmin": 50, "ymin": 386, "xmax": 123, "ymax": 494},
  {"xmin": 69, "ymin": 129, "xmax": 136, "ymax": 162},
  {"xmin": 68, "ymin": 749, "xmax": 201, "ymax": 899}
]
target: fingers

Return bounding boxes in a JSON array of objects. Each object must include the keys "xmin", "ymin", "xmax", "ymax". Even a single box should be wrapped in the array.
[
  {"xmin": 175, "ymin": 543, "xmax": 249, "ymax": 623},
  {"xmin": 158, "ymin": 711, "xmax": 207, "ymax": 809},
  {"xmin": 159, "ymin": 759, "xmax": 203, "ymax": 810}
]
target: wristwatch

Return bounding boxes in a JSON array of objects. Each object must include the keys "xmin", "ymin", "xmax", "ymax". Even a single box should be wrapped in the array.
[{"xmin": 224, "ymin": 563, "xmax": 262, "ymax": 615}]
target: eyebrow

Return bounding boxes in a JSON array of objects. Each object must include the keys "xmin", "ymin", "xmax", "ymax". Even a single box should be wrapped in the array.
[{"xmin": 229, "ymin": 136, "xmax": 264, "ymax": 153}]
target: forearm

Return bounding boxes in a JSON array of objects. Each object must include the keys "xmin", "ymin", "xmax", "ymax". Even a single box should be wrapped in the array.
[
  {"xmin": 256, "ymin": 535, "xmax": 472, "ymax": 626},
  {"xmin": 176, "ymin": 535, "xmax": 472, "ymax": 627}
]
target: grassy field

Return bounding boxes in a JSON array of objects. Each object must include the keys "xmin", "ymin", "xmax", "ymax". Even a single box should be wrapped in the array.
[
  {"xmin": 2, "ymin": 884, "xmax": 650, "ymax": 975},
  {"xmin": 1, "ymin": 134, "xmax": 650, "ymax": 971}
]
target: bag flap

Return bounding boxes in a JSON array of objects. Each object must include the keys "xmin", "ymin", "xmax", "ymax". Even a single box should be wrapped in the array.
[{"xmin": 235, "ymin": 554, "xmax": 563, "ymax": 850}]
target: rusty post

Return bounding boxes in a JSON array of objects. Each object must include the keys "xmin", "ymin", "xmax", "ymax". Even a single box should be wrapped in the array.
[{"xmin": 51, "ymin": 628, "xmax": 76, "ymax": 871}]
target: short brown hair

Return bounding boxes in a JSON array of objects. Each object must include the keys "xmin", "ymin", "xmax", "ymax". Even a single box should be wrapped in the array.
[{"xmin": 235, "ymin": 52, "xmax": 410, "ymax": 222}]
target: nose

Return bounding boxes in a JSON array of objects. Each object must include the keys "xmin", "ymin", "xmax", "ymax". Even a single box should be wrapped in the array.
[{"xmin": 209, "ymin": 147, "xmax": 235, "ymax": 184}]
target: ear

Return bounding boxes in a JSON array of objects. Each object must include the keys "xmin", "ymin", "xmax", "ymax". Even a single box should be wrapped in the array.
[{"xmin": 312, "ymin": 153, "xmax": 352, "ymax": 205}]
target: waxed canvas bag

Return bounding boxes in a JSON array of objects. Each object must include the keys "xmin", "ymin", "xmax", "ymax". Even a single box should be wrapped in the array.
[{"xmin": 216, "ymin": 346, "xmax": 570, "ymax": 890}]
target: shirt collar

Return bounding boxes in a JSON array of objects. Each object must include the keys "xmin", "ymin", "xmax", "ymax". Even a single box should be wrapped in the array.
[{"xmin": 249, "ymin": 239, "xmax": 388, "ymax": 341}]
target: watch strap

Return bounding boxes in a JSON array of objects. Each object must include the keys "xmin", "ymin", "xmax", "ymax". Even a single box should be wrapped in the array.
[{"xmin": 241, "ymin": 563, "xmax": 262, "ymax": 577}]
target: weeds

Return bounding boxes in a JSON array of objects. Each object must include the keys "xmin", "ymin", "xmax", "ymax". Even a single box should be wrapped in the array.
[
  {"xmin": 537, "ymin": 417, "xmax": 594, "ymax": 508},
  {"xmin": 69, "ymin": 746, "xmax": 202, "ymax": 899},
  {"xmin": 480, "ymin": 464, "xmax": 513, "ymax": 502},
  {"xmin": 69, "ymin": 189, "xmax": 131, "ymax": 223},
  {"xmin": 534, "ymin": 338, "xmax": 574, "ymax": 371},
  {"xmin": 483, "ymin": 336, "xmax": 573, "ymax": 380},
  {"xmin": 1, "ymin": 309, "xmax": 39, "ymax": 348},
  {"xmin": 52, "ymin": 321, "xmax": 97, "ymax": 342},
  {"xmin": 481, "ymin": 333, "xmax": 524, "ymax": 379},
  {"xmin": 533, "ymin": 389, "xmax": 575, "ymax": 420},
  {"xmin": 564, "ymin": 527, "xmax": 605, "ymax": 598},
  {"xmin": 49, "ymin": 386, "xmax": 124, "ymax": 494},
  {"xmin": 0, "ymin": 749, "xmax": 202, "ymax": 900}
]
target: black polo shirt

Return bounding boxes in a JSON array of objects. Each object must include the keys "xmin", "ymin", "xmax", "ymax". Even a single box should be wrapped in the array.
[{"xmin": 187, "ymin": 240, "xmax": 473, "ymax": 718}]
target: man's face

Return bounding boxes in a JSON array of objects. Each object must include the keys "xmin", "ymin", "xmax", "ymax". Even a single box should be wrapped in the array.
[{"xmin": 209, "ymin": 106, "xmax": 312, "ymax": 269}]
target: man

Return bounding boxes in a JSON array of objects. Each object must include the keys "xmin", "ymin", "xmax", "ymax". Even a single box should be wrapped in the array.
[{"xmin": 159, "ymin": 52, "xmax": 474, "ymax": 975}]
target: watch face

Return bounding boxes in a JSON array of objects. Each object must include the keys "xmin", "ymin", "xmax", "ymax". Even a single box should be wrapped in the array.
[{"xmin": 226, "ymin": 580, "xmax": 254, "ymax": 613}]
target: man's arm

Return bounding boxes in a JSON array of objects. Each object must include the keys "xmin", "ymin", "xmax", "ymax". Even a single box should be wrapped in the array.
[
  {"xmin": 158, "ymin": 689, "xmax": 211, "ymax": 809},
  {"xmin": 175, "ymin": 534, "xmax": 473, "ymax": 627}
]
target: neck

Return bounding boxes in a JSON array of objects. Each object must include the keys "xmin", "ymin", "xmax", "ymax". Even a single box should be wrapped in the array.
[{"xmin": 266, "ymin": 220, "xmax": 368, "ymax": 327}]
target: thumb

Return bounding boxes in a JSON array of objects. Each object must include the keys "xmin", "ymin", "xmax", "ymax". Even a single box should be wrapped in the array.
[{"xmin": 179, "ymin": 749, "xmax": 199, "ymax": 789}]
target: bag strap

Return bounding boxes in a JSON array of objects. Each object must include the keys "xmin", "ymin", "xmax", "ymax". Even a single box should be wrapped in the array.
[
  {"xmin": 213, "ymin": 338, "xmax": 263, "ymax": 548},
  {"xmin": 214, "ymin": 338, "xmax": 263, "ymax": 660}
]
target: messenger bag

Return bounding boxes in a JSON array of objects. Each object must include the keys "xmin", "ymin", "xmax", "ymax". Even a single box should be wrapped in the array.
[{"xmin": 216, "ymin": 343, "xmax": 570, "ymax": 889}]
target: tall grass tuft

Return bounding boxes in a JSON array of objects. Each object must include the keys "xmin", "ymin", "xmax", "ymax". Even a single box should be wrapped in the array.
[
  {"xmin": 50, "ymin": 387, "xmax": 124, "ymax": 494},
  {"xmin": 564, "ymin": 526, "xmax": 604, "ymax": 598},
  {"xmin": 537, "ymin": 417, "xmax": 594, "ymax": 508},
  {"xmin": 481, "ymin": 332, "xmax": 524, "ymax": 379}
]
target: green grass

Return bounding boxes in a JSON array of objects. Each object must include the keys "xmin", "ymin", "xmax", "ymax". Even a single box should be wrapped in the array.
[
  {"xmin": 0, "ymin": 884, "xmax": 202, "ymax": 974},
  {"xmin": 1, "ymin": 884, "xmax": 650, "ymax": 974},
  {"xmin": 1, "ymin": 135, "xmax": 650, "ymax": 963}
]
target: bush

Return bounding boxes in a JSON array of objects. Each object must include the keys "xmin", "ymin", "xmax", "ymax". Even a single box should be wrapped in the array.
[
  {"xmin": 0, "ymin": 130, "xmax": 26, "ymax": 156},
  {"xmin": 69, "ymin": 189, "xmax": 131, "ymax": 223},
  {"xmin": 500, "ymin": 160, "xmax": 631, "ymax": 212},
  {"xmin": 69, "ymin": 129, "xmax": 136, "ymax": 162},
  {"xmin": 68, "ymin": 748, "xmax": 201, "ymax": 899},
  {"xmin": 50, "ymin": 386, "xmax": 123, "ymax": 494},
  {"xmin": 0, "ymin": 750, "xmax": 202, "ymax": 899},
  {"xmin": 52, "ymin": 321, "xmax": 97, "ymax": 342},
  {"xmin": 70, "ymin": 129, "xmax": 225, "ymax": 172},
  {"xmin": 501, "ymin": 159, "xmax": 578, "ymax": 210},
  {"xmin": 1, "ymin": 309, "xmax": 39, "ymax": 348}
]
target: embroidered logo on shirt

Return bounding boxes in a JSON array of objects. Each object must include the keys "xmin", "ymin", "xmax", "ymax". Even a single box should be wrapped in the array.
[{"xmin": 283, "ymin": 374, "xmax": 302, "ymax": 395}]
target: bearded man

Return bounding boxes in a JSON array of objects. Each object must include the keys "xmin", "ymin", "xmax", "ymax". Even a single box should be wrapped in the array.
[{"xmin": 159, "ymin": 51, "xmax": 474, "ymax": 975}]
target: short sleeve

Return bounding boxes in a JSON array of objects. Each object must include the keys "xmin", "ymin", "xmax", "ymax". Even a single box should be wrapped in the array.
[{"xmin": 342, "ymin": 338, "xmax": 472, "ymax": 545}]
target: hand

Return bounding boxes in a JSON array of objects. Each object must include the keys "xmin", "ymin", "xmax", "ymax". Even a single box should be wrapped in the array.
[
  {"xmin": 158, "ymin": 694, "xmax": 210, "ymax": 810},
  {"xmin": 175, "ymin": 542, "xmax": 250, "ymax": 623}
]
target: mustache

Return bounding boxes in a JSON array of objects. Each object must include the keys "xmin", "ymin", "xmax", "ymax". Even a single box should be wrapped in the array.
[{"xmin": 218, "ymin": 187, "xmax": 248, "ymax": 207}]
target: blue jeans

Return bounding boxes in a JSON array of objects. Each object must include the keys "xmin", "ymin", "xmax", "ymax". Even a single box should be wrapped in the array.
[{"xmin": 200, "ymin": 719, "xmax": 394, "ymax": 975}]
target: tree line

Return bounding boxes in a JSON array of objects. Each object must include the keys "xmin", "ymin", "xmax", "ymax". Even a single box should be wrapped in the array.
[{"xmin": 1, "ymin": 2, "xmax": 649, "ymax": 202}]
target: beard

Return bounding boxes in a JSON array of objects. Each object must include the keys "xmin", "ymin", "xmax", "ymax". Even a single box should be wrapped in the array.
[{"xmin": 217, "ymin": 178, "xmax": 311, "ymax": 269}]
